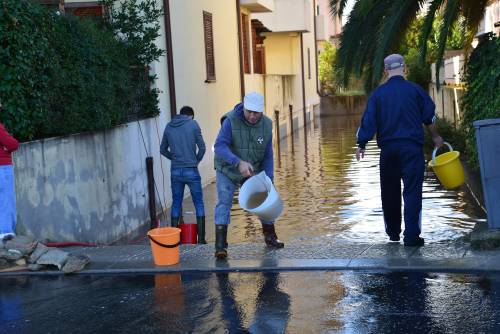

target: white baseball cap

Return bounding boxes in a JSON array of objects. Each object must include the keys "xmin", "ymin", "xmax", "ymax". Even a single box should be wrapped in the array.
[{"xmin": 243, "ymin": 92, "xmax": 264, "ymax": 113}]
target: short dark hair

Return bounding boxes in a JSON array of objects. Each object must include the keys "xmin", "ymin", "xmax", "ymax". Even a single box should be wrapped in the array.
[{"xmin": 180, "ymin": 106, "xmax": 194, "ymax": 116}]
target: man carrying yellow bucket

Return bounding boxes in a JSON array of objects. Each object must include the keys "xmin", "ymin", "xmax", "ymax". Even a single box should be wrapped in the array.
[{"xmin": 356, "ymin": 54, "xmax": 444, "ymax": 247}]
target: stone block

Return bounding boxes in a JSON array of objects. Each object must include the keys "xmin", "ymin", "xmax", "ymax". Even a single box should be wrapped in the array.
[
  {"xmin": 471, "ymin": 221, "xmax": 500, "ymax": 250},
  {"xmin": 36, "ymin": 249, "xmax": 69, "ymax": 270}
]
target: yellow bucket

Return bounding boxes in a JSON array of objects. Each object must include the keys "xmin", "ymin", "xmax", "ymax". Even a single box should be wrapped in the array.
[
  {"xmin": 428, "ymin": 142, "xmax": 465, "ymax": 189},
  {"xmin": 147, "ymin": 227, "xmax": 181, "ymax": 266}
]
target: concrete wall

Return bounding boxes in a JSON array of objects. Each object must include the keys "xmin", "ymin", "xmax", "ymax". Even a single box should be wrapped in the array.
[
  {"xmin": 261, "ymin": 33, "xmax": 297, "ymax": 75},
  {"xmin": 429, "ymin": 84, "xmax": 465, "ymax": 127},
  {"xmin": 169, "ymin": 0, "xmax": 241, "ymax": 182},
  {"xmin": 13, "ymin": 0, "xmax": 242, "ymax": 244},
  {"xmin": 319, "ymin": 95, "xmax": 367, "ymax": 116},
  {"xmin": 14, "ymin": 118, "xmax": 169, "ymax": 244},
  {"xmin": 254, "ymin": 0, "xmax": 312, "ymax": 32}
]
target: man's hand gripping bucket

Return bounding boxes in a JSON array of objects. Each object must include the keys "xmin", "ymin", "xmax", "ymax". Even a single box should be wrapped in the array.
[
  {"xmin": 238, "ymin": 171, "xmax": 284, "ymax": 221},
  {"xmin": 428, "ymin": 141, "xmax": 465, "ymax": 189}
]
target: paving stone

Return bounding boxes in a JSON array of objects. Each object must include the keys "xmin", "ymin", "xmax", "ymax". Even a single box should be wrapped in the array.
[
  {"xmin": 28, "ymin": 264, "xmax": 48, "ymax": 271},
  {"xmin": 356, "ymin": 243, "xmax": 415, "ymax": 259},
  {"xmin": 4, "ymin": 236, "xmax": 37, "ymax": 256},
  {"xmin": 0, "ymin": 249, "xmax": 23, "ymax": 261},
  {"xmin": 62, "ymin": 254, "xmax": 90, "ymax": 274},
  {"xmin": 36, "ymin": 249, "xmax": 69, "ymax": 270},
  {"xmin": 411, "ymin": 243, "xmax": 469, "ymax": 259},
  {"xmin": 29, "ymin": 243, "xmax": 50, "ymax": 263}
]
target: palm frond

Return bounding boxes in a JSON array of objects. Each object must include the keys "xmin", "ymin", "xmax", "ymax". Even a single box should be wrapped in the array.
[
  {"xmin": 419, "ymin": 0, "xmax": 445, "ymax": 64},
  {"xmin": 434, "ymin": 0, "xmax": 459, "ymax": 88},
  {"xmin": 337, "ymin": 0, "xmax": 382, "ymax": 87},
  {"xmin": 371, "ymin": 0, "xmax": 423, "ymax": 89},
  {"xmin": 460, "ymin": 0, "xmax": 488, "ymax": 33},
  {"xmin": 329, "ymin": 0, "xmax": 350, "ymax": 16}
]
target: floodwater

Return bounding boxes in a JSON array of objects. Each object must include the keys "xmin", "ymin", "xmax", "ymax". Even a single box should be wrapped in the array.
[
  {"xmin": 2, "ymin": 271, "xmax": 500, "ymax": 333},
  {"xmin": 178, "ymin": 114, "xmax": 485, "ymax": 245}
]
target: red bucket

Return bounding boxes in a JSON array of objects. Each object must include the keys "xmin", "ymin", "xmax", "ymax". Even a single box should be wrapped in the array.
[{"xmin": 180, "ymin": 224, "xmax": 197, "ymax": 244}]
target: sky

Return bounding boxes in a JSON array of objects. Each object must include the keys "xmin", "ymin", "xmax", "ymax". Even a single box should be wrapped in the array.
[{"xmin": 342, "ymin": 0, "xmax": 355, "ymax": 25}]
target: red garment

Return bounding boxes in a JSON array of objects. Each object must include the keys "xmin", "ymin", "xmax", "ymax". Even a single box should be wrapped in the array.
[{"xmin": 0, "ymin": 123, "xmax": 19, "ymax": 166}]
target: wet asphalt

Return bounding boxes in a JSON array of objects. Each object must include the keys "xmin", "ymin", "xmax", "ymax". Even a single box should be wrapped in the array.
[
  {"xmin": 0, "ymin": 114, "xmax": 494, "ymax": 333},
  {"xmin": 2, "ymin": 271, "xmax": 500, "ymax": 333}
]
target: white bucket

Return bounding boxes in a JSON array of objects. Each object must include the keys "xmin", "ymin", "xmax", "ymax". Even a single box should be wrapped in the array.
[{"xmin": 238, "ymin": 171, "xmax": 284, "ymax": 221}]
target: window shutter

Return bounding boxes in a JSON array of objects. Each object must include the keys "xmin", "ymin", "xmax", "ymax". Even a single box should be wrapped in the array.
[
  {"xmin": 203, "ymin": 11, "xmax": 216, "ymax": 82},
  {"xmin": 241, "ymin": 13, "xmax": 250, "ymax": 74}
]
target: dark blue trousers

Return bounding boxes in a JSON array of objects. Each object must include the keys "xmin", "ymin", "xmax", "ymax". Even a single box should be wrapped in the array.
[{"xmin": 380, "ymin": 142, "xmax": 425, "ymax": 242}]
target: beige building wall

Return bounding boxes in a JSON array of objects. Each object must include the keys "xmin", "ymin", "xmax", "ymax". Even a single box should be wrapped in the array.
[
  {"xmin": 316, "ymin": 0, "xmax": 342, "ymax": 39},
  {"xmin": 169, "ymin": 0, "xmax": 241, "ymax": 184},
  {"xmin": 258, "ymin": 0, "xmax": 319, "ymax": 136}
]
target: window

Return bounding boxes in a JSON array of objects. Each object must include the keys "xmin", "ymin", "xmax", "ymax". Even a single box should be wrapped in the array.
[
  {"xmin": 31, "ymin": 1, "xmax": 104, "ymax": 17},
  {"xmin": 251, "ymin": 20, "xmax": 266, "ymax": 74},
  {"xmin": 203, "ymin": 11, "xmax": 216, "ymax": 82},
  {"xmin": 241, "ymin": 13, "xmax": 251, "ymax": 74},
  {"xmin": 66, "ymin": 4, "xmax": 104, "ymax": 18},
  {"xmin": 316, "ymin": 5, "xmax": 320, "ymax": 15}
]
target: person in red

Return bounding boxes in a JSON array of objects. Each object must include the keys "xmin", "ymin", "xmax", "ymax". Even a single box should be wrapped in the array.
[{"xmin": 0, "ymin": 118, "xmax": 19, "ymax": 239}]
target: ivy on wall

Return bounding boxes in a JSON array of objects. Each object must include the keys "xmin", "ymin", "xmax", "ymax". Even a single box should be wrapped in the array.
[
  {"xmin": 461, "ymin": 33, "xmax": 500, "ymax": 170},
  {"xmin": 0, "ymin": 0, "xmax": 164, "ymax": 141}
]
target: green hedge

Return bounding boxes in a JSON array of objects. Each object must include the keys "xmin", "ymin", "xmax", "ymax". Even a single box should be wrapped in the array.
[
  {"xmin": 0, "ymin": 0, "xmax": 161, "ymax": 141},
  {"xmin": 461, "ymin": 34, "xmax": 500, "ymax": 170}
]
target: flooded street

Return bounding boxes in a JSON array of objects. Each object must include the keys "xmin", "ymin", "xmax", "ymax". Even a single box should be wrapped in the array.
[
  {"xmin": 180, "ymin": 114, "xmax": 485, "ymax": 245},
  {"xmin": 2, "ymin": 271, "xmax": 500, "ymax": 333},
  {"xmin": 0, "ymin": 115, "xmax": 493, "ymax": 334}
]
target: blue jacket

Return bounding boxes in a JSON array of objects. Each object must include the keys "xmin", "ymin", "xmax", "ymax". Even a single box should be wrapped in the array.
[
  {"xmin": 357, "ymin": 76, "xmax": 436, "ymax": 149},
  {"xmin": 214, "ymin": 103, "xmax": 274, "ymax": 180},
  {"xmin": 160, "ymin": 115, "xmax": 206, "ymax": 168}
]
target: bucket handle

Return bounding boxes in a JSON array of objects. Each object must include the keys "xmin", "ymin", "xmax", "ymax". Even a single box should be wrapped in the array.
[
  {"xmin": 432, "ymin": 141, "xmax": 453, "ymax": 163},
  {"xmin": 148, "ymin": 235, "xmax": 180, "ymax": 248}
]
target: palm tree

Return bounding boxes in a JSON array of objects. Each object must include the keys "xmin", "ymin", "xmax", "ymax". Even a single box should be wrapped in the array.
[{"xmin": 329, "ymin": 0, "xmax": 489, "ymax": 91}]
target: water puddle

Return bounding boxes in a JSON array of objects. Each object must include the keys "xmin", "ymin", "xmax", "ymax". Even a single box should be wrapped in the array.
[{"xmin": 206, "ymin": 114, "xmax": 485, "ymax": 245}]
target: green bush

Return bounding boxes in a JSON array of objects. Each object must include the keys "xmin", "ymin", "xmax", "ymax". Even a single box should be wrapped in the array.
[
  {"xmin": 461, "ymin": 34, "xmax": 500, "ymax": 170},
  {"xmin": 0, "ymin": 0, "xmax": 162, "ymax": 141},
  {"xmin": 424, "ymin": 117, "xmax": 466, "ymax": 157}
]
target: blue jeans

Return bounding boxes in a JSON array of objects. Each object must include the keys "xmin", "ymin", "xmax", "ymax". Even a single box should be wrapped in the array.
[
  {"xmin": 170, "ymin": 167, "xmax": 205, "ymax": 218},
  {"xmin": 214, "ymin": 171, "xmax": 273, "ymax": 226},
  {"xmin": 0, "ymin": 165, "xmax": 16, "ymax": 235}
]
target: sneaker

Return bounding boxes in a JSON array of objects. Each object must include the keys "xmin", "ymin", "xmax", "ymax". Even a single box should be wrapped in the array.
[{"xmin": 404, "ymin": 237, "xmax": 424, "ymax": 247}]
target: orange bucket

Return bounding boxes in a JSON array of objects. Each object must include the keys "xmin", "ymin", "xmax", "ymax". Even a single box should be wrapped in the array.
[{"xmin": 147, "ymin": 227, "xmax": 181, "ymax": 266}]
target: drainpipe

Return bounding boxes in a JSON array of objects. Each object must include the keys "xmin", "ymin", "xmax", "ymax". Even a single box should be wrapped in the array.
[
  {"xmin": 163, "ymin": 0, "xmax": 177, "ymax": 118},
  {"xmin": 300, "ymin": 33, "xmax": 307, "ymax": 127},
  {"xmin": 236, "ymin": 0, "xmax": 245, "ymax": 100},
  {"xmin": 312, "ymin": 0, "xmax": 322, "ymax": 97}
]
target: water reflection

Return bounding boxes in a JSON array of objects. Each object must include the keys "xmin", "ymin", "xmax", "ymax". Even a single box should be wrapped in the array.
[
  {"xmin": 3, "ymin": 272, "xmax": 500, "ymax": 333},
  {"xmin": 222, "ymin": 114, "xmax": 485, "ymax": 245},
  {"xmin": 337, "ymin": 272, "xmax": 500, "ymax": 333}
]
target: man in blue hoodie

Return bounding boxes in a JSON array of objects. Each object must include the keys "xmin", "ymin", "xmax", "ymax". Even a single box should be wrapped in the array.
[
  {"xmin": 160, "ymin": 106, "xmax": 207, "ymax": 243},
  {"xmin": 356, "ymin": 54, "xmax": 443, "ymax": 247},
  {"xmin": 213, "ymin": 92, "xmax": 284, "ymax": 259}
]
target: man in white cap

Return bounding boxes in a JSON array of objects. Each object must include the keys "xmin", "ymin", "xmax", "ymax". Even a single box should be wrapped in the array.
[
  {"xmin": 213, "ymin": 92, "xmax": 284, "ymax": 259},
  {"xmin": 356, "ymin": 54, "xmax": 443, "ymax": 247}
]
